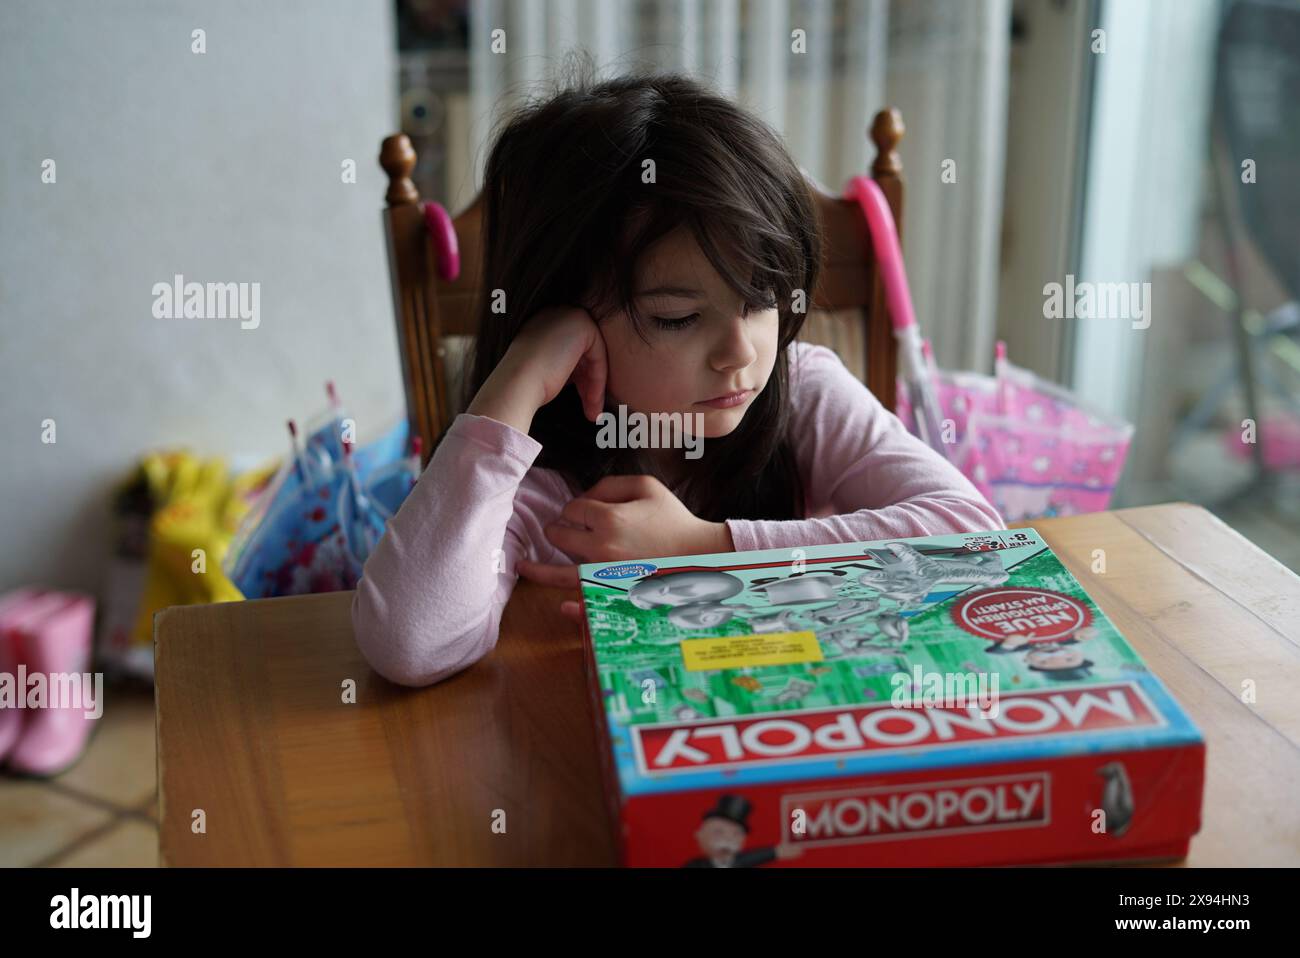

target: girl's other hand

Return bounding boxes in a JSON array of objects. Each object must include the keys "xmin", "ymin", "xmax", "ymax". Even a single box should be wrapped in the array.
[{"xmin": 516, "ymin": 475, "xmax": 736, "ymax": 623}]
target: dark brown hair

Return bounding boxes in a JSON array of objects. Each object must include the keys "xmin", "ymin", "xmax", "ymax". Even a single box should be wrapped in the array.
[{"xmin": 462, "ymin": 70, "xmax": 819, "ymax": 523}]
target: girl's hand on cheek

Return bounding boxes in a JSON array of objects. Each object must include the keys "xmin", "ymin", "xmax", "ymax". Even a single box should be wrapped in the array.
[
  {"xmin": 515, "ymin": 474, "xmax": 735, "ymax": 624},
  {"xmin": 466, "ymin": 305, "xmax": 608, "ymax": 432},
  {"xmin": 509, "ymin": 305, "xmax": 609, "ymax": 421}
]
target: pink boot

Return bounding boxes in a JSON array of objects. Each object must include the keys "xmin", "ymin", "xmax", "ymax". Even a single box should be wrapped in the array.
[
  {"xmin": 7, "ymin": 592, "xmax": 100, "ymax": 777},
  {"xmin": 0, "ymin": 589, "xmax": 44, "ymax": 761}
]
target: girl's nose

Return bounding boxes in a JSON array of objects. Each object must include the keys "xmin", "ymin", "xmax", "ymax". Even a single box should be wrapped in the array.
[{"xmin": 710, "ymin": 312, "xmax": 758, "ymax": 371}]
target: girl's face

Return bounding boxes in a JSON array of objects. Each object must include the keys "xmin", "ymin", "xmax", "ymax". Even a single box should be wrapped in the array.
[{"xmin": 596, "ymin": 226, "xmax": 779, "ymax": 441}]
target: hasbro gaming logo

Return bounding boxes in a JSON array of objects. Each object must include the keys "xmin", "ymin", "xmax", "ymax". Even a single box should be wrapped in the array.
[{"xmin": 593, "ymin": 563, "xmax": 657, "ymax": 580}]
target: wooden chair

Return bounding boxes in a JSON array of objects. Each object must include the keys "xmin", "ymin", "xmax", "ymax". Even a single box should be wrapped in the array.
[{"xmin": 380, "ymin": 109, "xmax": 905, "ymax": 467}]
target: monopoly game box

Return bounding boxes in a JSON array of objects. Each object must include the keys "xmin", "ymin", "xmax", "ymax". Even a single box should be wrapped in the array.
[{"xmin": 577, "ymin": 528, "xmax": 1205, "ymax": 867}]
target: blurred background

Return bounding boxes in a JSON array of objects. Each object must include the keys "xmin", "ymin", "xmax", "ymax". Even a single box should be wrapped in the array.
[{"xmin": 1, "ymin": 0, "xmax": 1297, "ymax": 864}]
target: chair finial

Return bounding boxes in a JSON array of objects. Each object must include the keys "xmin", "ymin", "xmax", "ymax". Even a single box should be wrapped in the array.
[
  {"xmin": 870, "ymin": 109, "xmax": 904, "ymax": 178},
  {"xmin": 380, "ymin": 133, "xmax": 420, "ymax": 206}
]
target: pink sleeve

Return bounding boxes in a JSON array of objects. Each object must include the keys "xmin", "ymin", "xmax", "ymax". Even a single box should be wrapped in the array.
[
  {"xmin": 350, "ymin": 413, "xmax": 548, "ymax": 687},
  {"xmin": 724, "ymin": 343, "xmax": 1005, "ymax": 552}
]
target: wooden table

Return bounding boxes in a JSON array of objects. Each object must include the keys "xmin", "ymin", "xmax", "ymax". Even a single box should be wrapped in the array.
[{"xmin": 154, "ymin": 503, "xmax": 1300, "ymax": 866}]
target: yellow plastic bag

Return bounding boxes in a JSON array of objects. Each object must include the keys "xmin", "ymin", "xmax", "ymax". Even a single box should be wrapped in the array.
[{"xmin": 128, "ymin": 451, "xmax": 278, "ymax": 646}]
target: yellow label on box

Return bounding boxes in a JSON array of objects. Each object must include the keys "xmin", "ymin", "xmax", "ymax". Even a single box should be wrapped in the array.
[{"xmin": 679, "ymin": 632, "xmax": 823, "ymax": 672}]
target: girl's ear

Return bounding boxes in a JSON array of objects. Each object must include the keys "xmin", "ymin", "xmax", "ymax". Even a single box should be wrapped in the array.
[{"xmin": 586, "ymin": 298, "xmax": 622, "ymax": 327}]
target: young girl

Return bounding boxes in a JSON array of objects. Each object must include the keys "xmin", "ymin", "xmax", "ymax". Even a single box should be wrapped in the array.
[{"xmin": 352, "ymin": 73, "xmax": 1004, "ymax": 687}]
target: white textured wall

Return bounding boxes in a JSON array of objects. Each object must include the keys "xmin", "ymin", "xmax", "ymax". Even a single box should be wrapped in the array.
[{"xmin": 0, "ymin": 0, "xmax": 401, "ymax": 592}]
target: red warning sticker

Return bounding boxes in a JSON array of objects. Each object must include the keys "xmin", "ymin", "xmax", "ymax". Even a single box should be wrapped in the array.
[{"xmin": 950, "ymin": 588, "xmax": 1093, "ymax": 641}]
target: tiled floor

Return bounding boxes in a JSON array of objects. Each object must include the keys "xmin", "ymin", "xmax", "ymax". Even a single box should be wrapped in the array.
[{"xmin": 0, "ymin": 685, "xmax": 158, "ymax": 867}]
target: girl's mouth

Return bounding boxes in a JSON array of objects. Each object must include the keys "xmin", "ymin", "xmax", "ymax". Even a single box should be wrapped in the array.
[{"xmin": 697, "ymin": 388, "xmax": 753, "ymax": 409}]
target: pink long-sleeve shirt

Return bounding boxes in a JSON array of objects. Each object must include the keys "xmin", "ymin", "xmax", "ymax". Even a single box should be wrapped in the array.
[{"xmin": 352, "ymin": 341, "xmax": 1005, "ymax": 687}]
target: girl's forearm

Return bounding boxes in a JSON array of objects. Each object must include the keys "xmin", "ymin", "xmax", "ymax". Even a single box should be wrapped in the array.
[
  {"xmin": 465, "ymin": 389, "xmax": 537, "ymax": 435},
  {"xmin": 724, "ymin": 494, "xmax": 1004, "ymax": 554},
  {"xmin": 351, "ymin": 413, "xmax": 543, "ymax": 687},
  {"xmin": 706, "ymin": 520, "xmax": 736, "ymax": 553},
  {"xmin": 465, "ymin": 357, "xmax": 544, "ymax": 434}
]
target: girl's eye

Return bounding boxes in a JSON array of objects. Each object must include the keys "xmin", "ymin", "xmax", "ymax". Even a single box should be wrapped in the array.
[{"xmin": 653, "ymin": 313, "xmax": 700, "ymax": 331}]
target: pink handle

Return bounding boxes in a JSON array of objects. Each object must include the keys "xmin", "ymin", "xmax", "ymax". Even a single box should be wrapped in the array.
[
  {"xmin": 844, "ymin": 176, "xmax": 915, "ymax": 333},
  {"xmin": 422, "ymin": 201, "xmax": 460, "ymax": 282},
  {"xmin": 995, "ymin": 339, "xmax": 1010, "ymax": 416}
]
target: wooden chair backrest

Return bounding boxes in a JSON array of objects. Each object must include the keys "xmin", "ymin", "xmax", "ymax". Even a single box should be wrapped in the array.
[{"xmin": 380, "ymin": 109, "xmax": 905, "ymax": 466}]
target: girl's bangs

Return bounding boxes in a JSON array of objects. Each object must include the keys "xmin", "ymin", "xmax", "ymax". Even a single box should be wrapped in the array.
[{"xmin": 589, "ymin": 194, "xmax": 803, "ymax": 341}]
